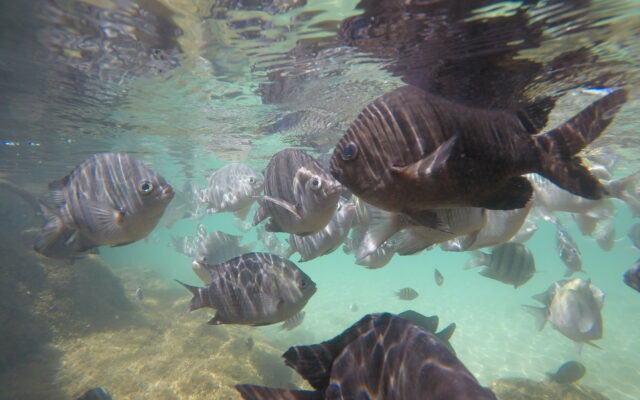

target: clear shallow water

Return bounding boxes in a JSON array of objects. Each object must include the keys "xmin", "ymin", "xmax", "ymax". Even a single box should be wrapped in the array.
[{"xmin": 1, "ymin": 0, "xmax": 640, "ymax": 399}]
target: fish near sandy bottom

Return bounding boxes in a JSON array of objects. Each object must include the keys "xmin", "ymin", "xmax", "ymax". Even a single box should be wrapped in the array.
[
  {"xmin": 177, "ymin": 253, "xmax": 316, "ymax": 326},
  {"xmin": 330, "ymin": 85, "xmax": 627, "ymax": 228},
  {"xmin": 523, "ymin": 278, "xmax": 604, "ymax": 348},
  {"xmin": 623, "ymin": 259, "xmax": 640, "ymax": 293},
  {"xmin": 235, "ymin": 313, "xmax": 497, "ymax": 400},
  {"xmin": 34, "ymin": 152, "xmax": 174, "ymax": 260},
  {"xmin": 195, "ymin": 163, "xmax": 264, "ymax": 219},
  {"xmin": 254, "ymin": 148, "xmax": 342, "ymax": 235},
  {"xmin": 546, "ymin": 360, "xmax": 586, "ymax": 384},
  {"xmin": 466, "ymin": 242, "xmax": 536, "ymax": 288}
]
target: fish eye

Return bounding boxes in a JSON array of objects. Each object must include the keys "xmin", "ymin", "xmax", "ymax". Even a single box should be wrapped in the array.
[
  {"xmin": 300, "ymin": 278, "xmax": 308, "ymax": 288},
  {"xmin": 249, "ymin": 177, "xmax": 255, "ymax": 184},
  {"xmin": 139, "ymin": 181, "xmax": 154, "ymax": 195},
  {"xmin": 310, "ymin": 176, "xmax": 322, "ymax": 190},
  {"xmin": 341, "ymin": 142, "xmax": 358, "ymax": 161}
]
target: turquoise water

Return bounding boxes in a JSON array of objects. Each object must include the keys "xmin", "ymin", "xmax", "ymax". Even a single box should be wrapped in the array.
[{"xmin": 1, "ymin": 1, "xmax": 640, "ymax": 399}]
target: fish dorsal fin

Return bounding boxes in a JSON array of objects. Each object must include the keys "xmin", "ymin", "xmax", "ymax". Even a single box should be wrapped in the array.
[
  {"xmin": 390, "ymin": 136, "xmax": 456, "ymax": 181},
  {"xmin": 261, "ymin": 196, "xmax": 302, "ymax": 220},
  {"xmin": 436, "ymin": 322, "xmax": 456, "ymax": 342},
  {"xmin": 283, "ymin": 313, "xmax": 384, "ymax": 390},
  {"xmin": 397, "ymin": 310, "xmax": 439, "ymax": 333},
  {"xmin": 516, "ymin": 96, "xmax": 556, "ymax": 134},
  {"xmin": 235, "ymin": 385, "xmax": 321, "ymax": 400},
  {"xmin": 473, "ymin": 176, "xmax": 533, "ymax": 210}
]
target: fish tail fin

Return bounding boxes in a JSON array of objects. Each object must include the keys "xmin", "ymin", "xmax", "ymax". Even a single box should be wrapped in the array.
[
  {"xmin": 604, "ymin": 170, "xmax": 640, "ymax": 217},
  {"xmin": 464, "ymin": 251, "xmax": 489, "ymax": 269},
  {"xmin": 235, "ymin": 385, "xmax": 320, "ymax": 400},
  {"xmin": 522, "ymin": 305, "xmax": 548, "ymax": 331},
  {"xmin": 534, "ymin": 89, "xmax": 627, "ymax": 200},
  {"xmin": 356, "ymin": 208, "xmax": 407, "ymax": 259},
  {"xmin": 175, "ymin": 280, "xmax": 205, "ymax": 312}
]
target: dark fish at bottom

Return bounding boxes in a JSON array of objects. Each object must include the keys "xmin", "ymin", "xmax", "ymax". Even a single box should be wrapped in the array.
[
  {"xmin": 236, "ymin": 313, "xmax": 497, "ymax": 400},
  {"xmin": 546, "ymin": 360, "xmax": 586, "ymax": 384},
  {"xmin": 77, "ymin": 387, "xmax": 112, "ymax": 400}
]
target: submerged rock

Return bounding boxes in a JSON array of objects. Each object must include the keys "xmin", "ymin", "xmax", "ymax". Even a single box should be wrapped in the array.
[{"xmin": 491, "ymin": 377, "xmax": 610, "ymax": 400}]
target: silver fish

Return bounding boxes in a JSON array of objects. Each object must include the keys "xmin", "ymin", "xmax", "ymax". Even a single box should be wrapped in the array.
[
  {"xmin": 177, "ymin": 253, "xmax": 316, "ymax": 326},
  {"xmin": 555, "ymin": 221, "xmax": 583, "ymax": 276},
  {"xmin": 510, "ymin": 217, "xmax": 539, "ymax": 243},
  {"xmin": 254, "ymin": 149, "xmax": 342, "ymax": 235},
  {"xmin": 466, "ymin": 242, "xmax": 536, "ymax": 288},
  {"xmin": 35, "ymin": 153, "xmax": 173, "ymax": 260},
  {"xmin": 287, "ymin": 198, "xmax": 356, "ymax": 262},
  {"xmin": 623, "ymin": 260, "xmax": 640, "ymax": 293},
  {"xmin": 523, "ymin": 278, "xmax": 604, "ymax": 348},
  {"xmin": 593, "ymin": 219, "xmax": 616, "ymax": 252},
  {"xmin": 196, "ymin": 163, "xmax": 264, "ymax": 220},
  {"xmin": 236, "ymin": 313, "xmax": 497, "ymax": 400},
  {"xmin": 280, "ymin": 311, "xmax": 305, "ymax": 331},
  {"xmin": 353, "ymin": 240, "xmax": 396, "ymax": 269},
  {"xmin": 628, "ymin": 223, "xmax": 640, "ymax": 250},
  {"xmin": 434, "ymin": 269, "xmax": 444, "ymax": 286}
]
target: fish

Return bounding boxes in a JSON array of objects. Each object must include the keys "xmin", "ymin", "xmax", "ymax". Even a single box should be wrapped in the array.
[
  {"xmin": 546, "ymin": 360, "xmax": 586, "ymax": 384},
  {"xmin": 77, "ymin": 387, "xmax": 112, "ymax": 400},
  {"xmin": 235, "ymin": 313, "xmax": 497, "ymax": 400},
  {"xmin": 254, "ymin": 149, "xmax": 342, "ymax": 235},
  {"xmin": 280, "ymin": 311, "xmax": 305, "ymax": 331},
  {"xmin": 465, "ymin": 242, "xmax": 536, "ymax": 288},
  {"xmin": 434, "ymin": 269, "xmax": 444, "ymax": 286},
  {"xmin": 161, "ymin": 181, "xmax": 198, "ymax": 228},
  {"xmin": 555, "ymin": 221, "xmax": 583, "ymax": 276},
  {"xmin": 330, "ymin": 85, "xmax": 627, "ymax": 226},
  {"xmin": 134, "ymin": 286, "xmax": 143, "ymax": 302},
  {"xmin": 246, "ymin": 337, "xmax": 254, "ymax": 351},
  {"xmin": 593, "ymin": 219, "xmax": 616, "ymax": 251},
  {"xmin": 34, "ymin": 153, "xmax": 174, "ymax": 260},
  {"xmin": 196, "ymin": 163, "xmax": 264, "ymax": 220},
  {"xmin": 510, "ymin": 218, "xmax": 539, "ymax": 244},
  {"xmin": 348, "ymin": 303, "xmax": 358, "ymax": 312},
  {"xmin": 350, "ymin": 240, "xmax": 396, "ymax": 269},
  {"xmin": 523, "ymin": 278, "xmax": 605, "ymax": 348},
  {"xmin": 629, "ymin": 223, "xmax": 640, "ymax": 250},
  {"xmin": 177, "ymin": 253, "xmax": 317, "ymax": 326},
  {"xmin": 287, "ymin": 198, "xmax": 356, "ymax": 262},
  {"xmin": 623, "ymin": 260, "xmax": 640, "ymax": 293},
  {"xmin": 171, "ymin": 224, "xmax": 254, "ymax": 284},
  {"xmin": 395, "ymin": 287, "xmax": 419, "ymax": 300}
]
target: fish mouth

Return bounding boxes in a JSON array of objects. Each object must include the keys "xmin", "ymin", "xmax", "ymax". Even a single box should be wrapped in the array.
[
  {"xmin": 161, "ymin": 185, "xmax": 175, "ymax": 200},
  {"xmin": 325, "ymin": 182, "xmax": 342, "ymax": 196}
]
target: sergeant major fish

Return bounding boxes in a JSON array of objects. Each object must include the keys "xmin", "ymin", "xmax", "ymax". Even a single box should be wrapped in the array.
[
  {"xmin": 555, "ymin": 221, "xmax": 583, "ymax": 276},
  {"xmin": 254, "ymin": 149, "xmax": 342, "ymax": 235},
  {"xmin": 330, "ymin": 85, "xmax": 627, "ymax": 228},
  {"xmin": 35, "ymin": 153, "xmax": 174, "ymax": 260},
  {"xmin": 177, "ymin": 253, "xmax": 316, "ymax": 326},
  {"xmin": 196, "ymin": 163, "xmax": 264, "ymax": 220},
  {"xmin": 236, "ymin": 313, "xmax": 497, "ymax": 400},
  {"xmin": 466, "ymin": 242, "xmax": 536, "ymax": 288}
]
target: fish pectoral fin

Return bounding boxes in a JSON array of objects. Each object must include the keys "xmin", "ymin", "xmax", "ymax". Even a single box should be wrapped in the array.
[
  {"xmin": 260, "ymin": 196, "xmax": 303, "ymax": 219},
  {"xmin": 83, "ymin": 201, "xmax": 127, "ymax": 237},
  {"xmin": 390, "ymin": 136, "xmax": 456, "ymax": 180},
  {"xmin": 473, "ymin": 176, "xmax": 533, "ymax": 210},
  {"xmin": 235, "ymin": 385, "xmax": 321, "ymax": 400}
]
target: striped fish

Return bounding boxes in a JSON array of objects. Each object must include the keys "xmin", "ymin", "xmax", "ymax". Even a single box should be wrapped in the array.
[
  {"xmin": 253, "ymin": 148, "xmax": 342, "ymax": 235},
  {"xmin": 177, "ymin": 253, "xmax": 316, "ymax": 326},
  {"xmin": 34, "ymin": 153, "xmax": 173, "ymax": 260},
  {"xmin": 236, "ymin": 313, "xmax": 497, "ymax": 400},
  {"xmin": 466, "ymin": 242, "xmax": 535, "ymax": 288},
  {"xmin": 395, "ymin": 287, "xmax": 419, "ymax": 300},
  {"xmin": 330, "ymin": 85, "xmax": 627, "ymax": 227}
]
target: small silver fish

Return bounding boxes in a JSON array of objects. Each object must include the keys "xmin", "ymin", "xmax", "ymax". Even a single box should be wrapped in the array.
[
  {"xmin": 466, "ymin": 242, "xmax": 536, "ymax": 288},
  {"xmin": 134, "ymin": 286, "xmax": 143, "ymax": 302},
  {"xmin": 593, "ymin": 219, "xmax": 616, "ymax": 251},
  {"xmin": 395, "ymin": 287, "xmax": 419, "ymax": 300},
  {"xmin": 253, "ymin": 149, "xmax": 342, "ymax": 235},
  {"xmin": 523, "ymin": 278, "xmax": 604, "ymax": 348},
  {"xmin": 196, "ymin": 163, "xmax": 264, "ymax": 220},
  {"xmin": 434, "ymin": 269, "xmax": 444, "ymax": 286},
  {"xmin": 287, "ymin": 198, "xmax": 356, "ymax": 262},
  {"xmin": 555, "ymin": 222, "xmax": 583, "ymax": 276},
  {"xmin": 177, "ymin": 253, "xmax": 316, "ymax": 326},
  {"xmin": 35, "ymin": 153, "xmax": 174, "ymax": 260}
]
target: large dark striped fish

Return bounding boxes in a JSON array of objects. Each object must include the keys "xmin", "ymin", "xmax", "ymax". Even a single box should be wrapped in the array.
[
  {"xmin": 177, "ymin": 253, "xmax": 316, "ymax": 326},
  {"xmin": 34, "ymin": 153, "xmax": 173, "ymax": 260},
  {"xmin": 254, "ymin": 148, "xmax": 342, "ymax": 235},
  {"xmin": 466, "ymin": 242, "xmax": 536, "ymax": 288},
  {"xmin": 236, "ymin": 313, "xmax": 497, "ymax": 400},
  {"xmin": 330, "ymin": 85, "xmax": 627, "ymax": 227}
]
